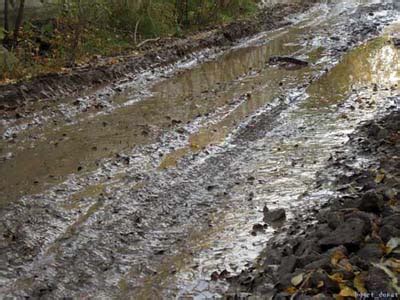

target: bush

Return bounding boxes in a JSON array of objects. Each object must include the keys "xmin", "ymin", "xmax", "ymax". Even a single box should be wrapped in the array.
[{"xmin": 0, "ymin": 0, "xmax": 258, "ymax": 80}]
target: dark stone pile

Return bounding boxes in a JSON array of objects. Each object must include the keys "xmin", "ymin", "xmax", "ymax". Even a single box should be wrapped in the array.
[{"xmin": 227, "ymin": 109, "xmax": 400, "ymax": 299}]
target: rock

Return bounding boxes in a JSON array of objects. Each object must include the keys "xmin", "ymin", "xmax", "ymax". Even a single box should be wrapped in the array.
[
  {"xmin": 263, "ymin": 249, "xmax": 283, "ymax": 265},
  {"xmin": 310, "ymin": 270, "xmax": 340, "ymax": 294},
  {"xmin": 382, "ymin": 213, "xmax": 400, "ymax": 229},
  {"xmin": 319, "ymin": 218, "xmax": 367, "ymax": 251},
  {"xmin": 263, "ymin": 206, "xmax": 286, "ymax": 223},
  {"xmin": 315, "ymin": 224, "xmax": 333, "ymax": 239},
  {"xmin": 357, "ymin": 243, "xmax": 384, "ymax": 262},
  {"xmin": 211, "ymin": 271, "xmax": 219, "ymax": 281},
  {"xmin": 365, "ymin": 267, "xmax": 391, "ymax": 293},
  {"xmin": 297, "ymin": 253, "xmax": 323, "ymax": 268},
  {"xmin": 320, "ymin": 211, "xmax": 344, "ymax": 230},
  {"xmin": 349, "ymin": 255, "xmax": 369, "ymax": 270},
  {"xmin": 304, "ymin": 257, "xmax": 332, "ymax": 272},
  {"xmin": 379, "ymin": 225, "xmax": 400, "ymax": 243},
  {"xmin": 219, "ymin": 269, "xmax": 231, "ymax": 279},
  {"xmin": 393, "ymin": 37, "xmax": 400, "ymax": 48},
  {"xmin": 343, "ymin": 210, "xmax": 374, "ymax": 233},
  {"xmin": 274, "ymin": 292, "xmax": 291, "ymax": 300},
  {"xmin": 358, "ymin": 190, "xmax": 384, "ymax": 213},
  {"xmin": 367, "ymin": 123, "xmax": 388, "ymax": 140},
  {"xmin": 251, "ymin": 223, "xmax": 265, "ymax": 235},
  {"xmin": 294, "ymin": 238, "xmax": 321, "ymax": 257},
  {"xmin": 278, "ymin": 255, "xmax": 297, "ymax": 280}
]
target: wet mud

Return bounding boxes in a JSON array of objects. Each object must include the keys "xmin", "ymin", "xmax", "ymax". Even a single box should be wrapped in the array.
[
  {"xmin": 0, "ymin": 1, "xmax": 399, "ymax": 299},
  {"xmin": 227, "ymin": 99, "xmax": 400, "ymax": 300}
]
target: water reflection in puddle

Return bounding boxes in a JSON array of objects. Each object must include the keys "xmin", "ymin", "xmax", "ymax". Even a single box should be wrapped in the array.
[
  {"xmin": 137, "ymin": 33, "xmax": 400, "ymax": 300},
  {"xmin": 0, "ymin": 11, "xmax": 320, "ymax": 205}
]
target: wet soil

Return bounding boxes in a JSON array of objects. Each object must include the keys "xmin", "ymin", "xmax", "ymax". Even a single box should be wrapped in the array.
[
  {"xmin": 0, "ymin": 1, "xmax": 399, "ymax": 299},
  {"xmin": 227, "ymin": 103, "xmax": 400, "ymax": 300}
]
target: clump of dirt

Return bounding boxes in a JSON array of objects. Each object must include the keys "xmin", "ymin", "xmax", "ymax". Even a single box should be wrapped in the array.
[
  {"xmin": 0, "ymin": 2, "xmax": 318, "ymax": 110},
  {"xmin": 226, "ymin": 104, "xmax": 400, "ymax": 299}
]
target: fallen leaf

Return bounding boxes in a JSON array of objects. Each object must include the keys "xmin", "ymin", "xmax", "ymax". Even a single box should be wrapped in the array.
[
  {"xmin": 354, "ymin": 274, "xmax": 367, "ymax": 293},
  {"xmin": 373, "ymin": 262, "xmax": 400, "ymax": 293},
  {"xmin": 284, "ymin": 286, "xmax": 297, "ymax": 295},
  {"xmin": 384, "ymin": 258, "xmax": 400, "ymax": 273},
  {"xmin": 329, "ymin": 273, "xmax": 345, "ymax": 283},
  {"xmin": 339, "ymin": 284, "xmax": 356, "ymax": 297},
  {"xmin": 291, "ymin": 273, "xmax": 304, "ymax": 287},
  {"xmin": 386, "ymin": 238, "xmax": 400, "ymax": 254},
  {"xmin": 338, "ymin": 258, "xmax": 353, "ymax": 272},
  {"xmin": 375, "ymin": 173, "xmax": 385, "ymax": 184},
  {"xmin": 331, "ymin": 249, "xmax": 347, "ymax": 267}
]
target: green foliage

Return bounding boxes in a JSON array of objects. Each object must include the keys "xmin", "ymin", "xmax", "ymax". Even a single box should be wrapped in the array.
[{"xmin": 1, "ymin": 0, "xmax": 258, "ymax": 81}]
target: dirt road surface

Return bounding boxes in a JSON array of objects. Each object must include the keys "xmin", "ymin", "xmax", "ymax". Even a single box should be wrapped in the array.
[{"xmin": 1, "ymin": 0, "xmax": 399, "ymax": 298}]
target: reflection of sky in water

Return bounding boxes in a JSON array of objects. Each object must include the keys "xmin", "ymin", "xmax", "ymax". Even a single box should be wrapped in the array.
[
  {"xmin": 371, "ymin": 45, "xmax": 400, "ymax": 86},
  {"xmin": 171, "ymin": 36, "xmax": 400, "ymax": 298}
]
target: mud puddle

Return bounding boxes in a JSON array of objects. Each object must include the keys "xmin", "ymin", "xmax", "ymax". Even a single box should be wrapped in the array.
[
  {"xmin": 135, "ymin": 25, "xmax": 400, "ymax": 299},
  {"xmin": 0, "ymin": 7, "xmax": 325, "ymax": 205},
  {"xmin": 0, "ymin": 1, "xmax": 399, "ymax": 299}
]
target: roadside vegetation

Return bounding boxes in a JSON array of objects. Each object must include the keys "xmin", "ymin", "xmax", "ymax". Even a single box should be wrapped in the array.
[{"xmin": 0, "ymin": 0, "xmax": 257, "ymax": 82}]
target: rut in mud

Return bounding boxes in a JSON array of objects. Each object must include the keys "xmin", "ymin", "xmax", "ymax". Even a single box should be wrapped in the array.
[{"xmin": 0, "ymin": 1, "xmax": 400, "ymax": 299}]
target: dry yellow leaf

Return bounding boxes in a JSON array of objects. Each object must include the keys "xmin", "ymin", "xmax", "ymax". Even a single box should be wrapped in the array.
[
  {"xmin": 375, "ymin": 173, "xmax": 385, "ymax": 184},
  {"xmin": 329, "ymin": 273, "xmax": 345, "ymax": 283},
  {"xmin": 284, "ymin": 286, "xmax": 297, "ymax": 295},
  {"xmin": 331, "ymin": 249, "xmax": 347, "ymax": 267},
  {"xmin": 354, "ymin": 274, "xmax": 367, "ymax": 293},
  {"xmin": 384, "ymin": 258, "xmax": 400, "ymax": 272},
  {"xmin": 339, "ymin": 284, "xmax": 356, "ymax": 298},
  {"xmin": 339, "ymin": 259, "xmax": 353, "ymax": 272}
]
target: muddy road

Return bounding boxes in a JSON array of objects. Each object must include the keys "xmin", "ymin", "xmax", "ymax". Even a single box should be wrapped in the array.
[{"xmin": 1, "ymin": 1, "xmax": 400, "ymax": 299}]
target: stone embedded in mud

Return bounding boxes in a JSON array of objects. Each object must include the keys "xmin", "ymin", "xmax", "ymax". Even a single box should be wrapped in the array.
[
  {"xmin": 277, "ymin": 255, "xmax": 297, "ymax": 281},
  {"xmin": 367, "ymin": 123, "xmax": 389, "ymax": 140},
  {"xmin": 310, "ymin": 270, "xmax": 340, "ymax": 294},
  {"xmin": 382, "ymin": 213, "xmax": 400, "ymax": 229},
  {"xmin": 263, "ymin": 206, "xmax": 286, "ymax": 223},
  {"xmin": 295, "ymin": 238, "xmax": 321, "ymax": 257},
  {"xmin": 358, "ymin": 190, "xmax": 384, "ymax": 213},
  {"xmin": 393, "ymin": 38, "xmax": 400, "ymax": 48},
  {"xmin": 304, "ymin": 257, "xmax": 332, "ymax": 272},
  {"xmin": 319, "ymin": 218, "xmax": 367, "ymax": 251},
  {"xmin": 297, "ymin": 253, "xmax": 323, "ymax": 268},
  {"xmin": 252, "ymin": 223, "xmax": 265, "ymax": 235},
  {"xmin": 349, "ymin": 255, "xmax": 369, "ymax": 271},
  {"xmin": 379, "ymin": 225, "xmax": 400, "ymax": 243},
  {"xmin": 365, "ymin": 267, "xmax": 391, "ymax": 293},
  {"xmin": 343, "ymin": 210, "xmax": 375, "ymax": 234},
  {"xmin": 247, "ymin": 192, "xmax": 255, "ymax": 201},
  {"xmin": 320, "ymin": 211, "xmax": 344, "ymax": 230},
  {"xmin": 357, "ymin": 243, "xmax": 384, "ymax": 262},
  {"xmin": 219, "ymin": 269, "xmax": 231, "ymax": 280},
  {"xmin": 206, "ymin": 185, "xmax": 218, "ymax": 191},
  {"xmin": 211, "ymin": 271, "xmax": 220, "ymax": 281}
]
